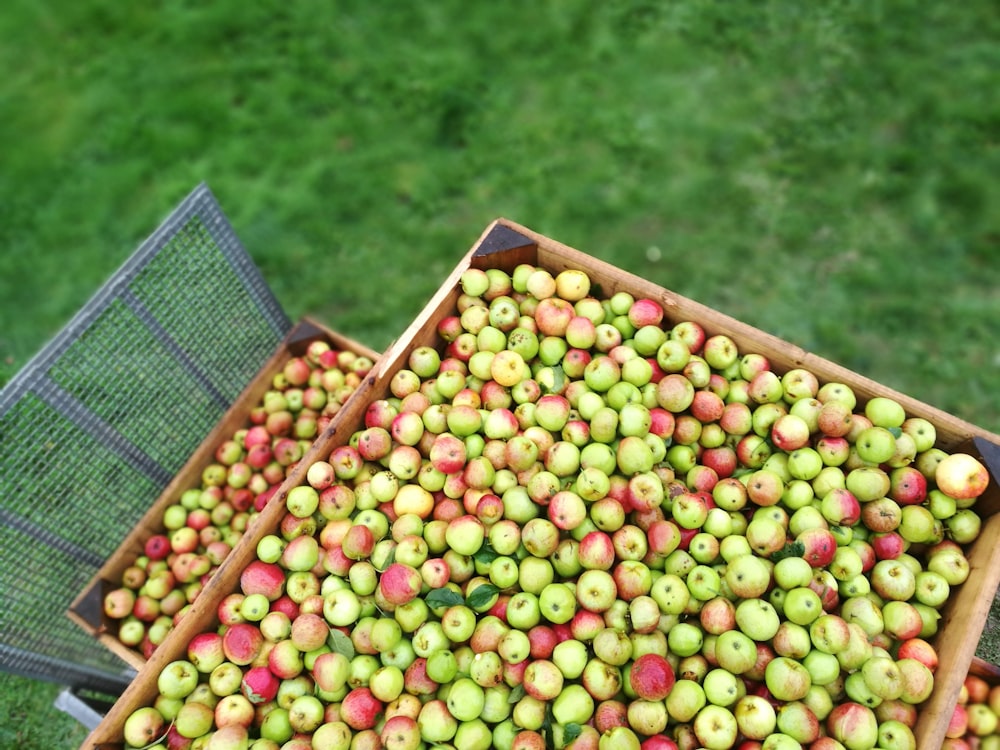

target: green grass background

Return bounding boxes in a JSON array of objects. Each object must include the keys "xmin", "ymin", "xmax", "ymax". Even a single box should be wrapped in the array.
[{"xmin": 1, "ymin": 1, "xmax": 998, "ymax": 746}]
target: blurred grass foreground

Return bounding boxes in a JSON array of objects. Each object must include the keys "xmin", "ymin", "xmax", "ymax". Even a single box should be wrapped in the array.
[{"xmin": 0, "ymin": 2, "xmax": 998, "ymax": 748}]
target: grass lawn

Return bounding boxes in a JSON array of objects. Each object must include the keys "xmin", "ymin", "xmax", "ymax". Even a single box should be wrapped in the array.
[
  {"xmin": 0, "ymin": 673, "xmax": 90, "ymax": 749},
  {"xmin": 1, "ymin": 1, "xmax": 998, "ymax": 746}
]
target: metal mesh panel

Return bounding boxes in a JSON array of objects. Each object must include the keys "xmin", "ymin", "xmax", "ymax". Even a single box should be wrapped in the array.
[
  {"xmin": 0, "ymin": 183, "xmax": 291, "ymax": 691},
  {"xmin": 0, "ymin": 525, "xmax": 136, "ymax": 694},
  {"xmin": 1, "ymin": 393, "xmax": 164, "ymax": 563}
]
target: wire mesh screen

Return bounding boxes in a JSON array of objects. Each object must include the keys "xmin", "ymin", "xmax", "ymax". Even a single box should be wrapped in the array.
[{"xmin": 0, "ymin": 183, "xmax": 290, "ymax": 692}]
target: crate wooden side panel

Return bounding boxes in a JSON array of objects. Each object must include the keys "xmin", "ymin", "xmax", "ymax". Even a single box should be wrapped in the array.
[
  {"xmin": 82, "ymin": 220, "xmax": 1000, "ymax": 748},
  {"xmin": 481, "ymin": 218, "xmax": 1000, "ymax": 454},
  {"xmin": 67, "ymin": 317, "xmax": 379, "ymax": 670},
  {"xmin": 970, "ymin": 656, "xmax": 1000, "ymax": 683},
  {"xmin": 914, "ymin": 502, "xmax": 1000, "ymax": 745}
]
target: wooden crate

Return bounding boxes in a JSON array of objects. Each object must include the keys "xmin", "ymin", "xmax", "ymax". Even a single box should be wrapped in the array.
[
  {"xmin": 81, "ymin": 219, "xmax": 1000, "ymax": 748},
  {"xmin": 67, "ymin": 317, "xmax": 379, "ymax": 671},
  {"xmin": 969, "ymin": 656, "xmax": 1000, "ymax": 684}
]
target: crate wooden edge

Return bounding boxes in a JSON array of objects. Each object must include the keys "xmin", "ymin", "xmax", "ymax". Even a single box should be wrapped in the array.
[
  {"xmin": 66, "ymin": 317, "xmax": 379, "ymax": 666},
  {"xmin": 488, "ymin": 217, "xmax": 1000, "ymax": 453},
  {"xmin": 970, "ymin": 656, "xmax": 1000, "ymax": 683},
  {"xmin": 913, "ymin": 510, "xmax": 1000, "ymax": 746},
  {"xmin": 81, "ymin": 221, "xmax": 1000, "ymax": 749}
]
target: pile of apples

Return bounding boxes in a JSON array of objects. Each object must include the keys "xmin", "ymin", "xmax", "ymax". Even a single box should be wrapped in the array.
[
  {"xmin": 103, "ymin": 342, "xmax": 374, "ymax": 658},
  {"xmin": 121, "ymin": 262, "xmax": 991, "ymax": 750},
  {"xmin": 946, "ymin": 670, "xmax": 1000, "ymax": 749}
]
